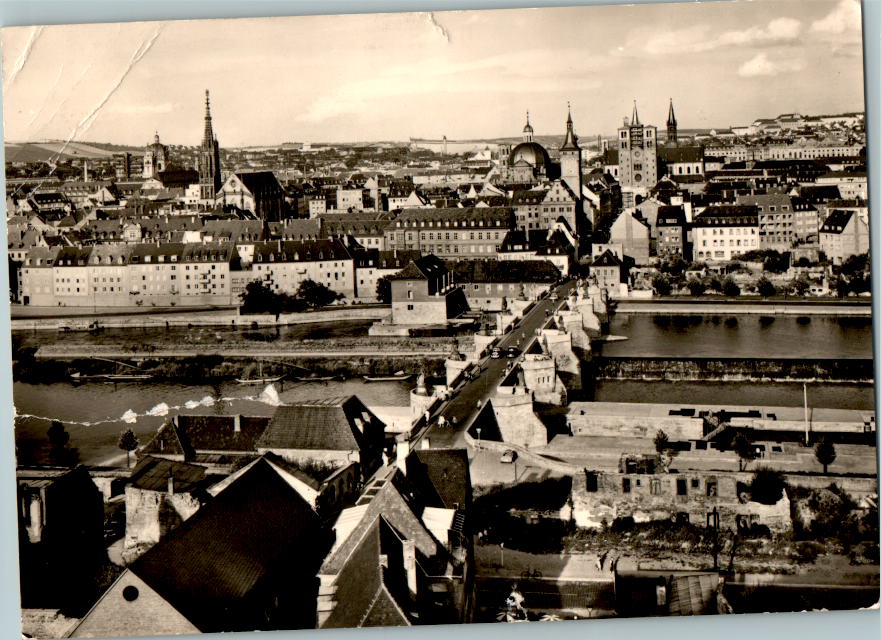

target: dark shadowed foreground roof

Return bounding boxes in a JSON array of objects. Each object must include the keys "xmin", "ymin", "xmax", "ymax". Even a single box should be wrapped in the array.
[
  {"xmin": 256, "ymin": 395, "xmax": 382, "ymax": 451},
  {"xmin": 130, "ymin": 458, "xmax": 320, "ymax": 632},
  {"xmin": 406, "ymin": 449, "xmax": 471, "ymax": 510}
]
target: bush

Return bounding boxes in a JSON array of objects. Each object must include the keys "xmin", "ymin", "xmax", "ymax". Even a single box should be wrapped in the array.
[
  {"xmin": 721, "ymin": 277, "xmax": 740, "ymax": 297},
  {"xmin": 794, "ymin": 540, "xmax": 823, "ymax": 564},
  {"xmin": 651, "ymin": 273, "xmax": 672, "ymax": 296},
  {"xmin": 686, "ymin": 278, "xmax": 707, "ymax": 296},
  {"xmin": 755, "ymin": 276, "xmax": 776, "ymax": 297},
  {"xmin": 750, "ymin": 467, "xmax": 785, "ymax": 505}
]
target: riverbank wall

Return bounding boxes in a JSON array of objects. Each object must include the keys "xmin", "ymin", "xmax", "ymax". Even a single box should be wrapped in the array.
[
  {"xmin": 613, "ymin": 299, "xmax": 872, "ymax": 316},
  {"xmin": 592, "ymin": 357, "xmax": 875, "ymax": 383}
]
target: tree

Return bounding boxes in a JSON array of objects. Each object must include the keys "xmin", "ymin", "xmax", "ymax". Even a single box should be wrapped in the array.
[
  {"xmin": 732, "ymin": 432, "xmax": 757, "ymax": 471},
  {"xmin": 686, "ymin": 278, "xmax": 707, "ymax": 296},
  {"xmin": 790, "ymin": 276, "xmax": 811, "ymax": 297},
  {"xmin": 296, "ymin": 279, "xmax": 344, "ymax": 308},
  {"xmin": 240, "ymin": 280, "xmax": 283, "ymax": 314},
  {"xmin": 376, "ymin": 276, "xmax": 392, "ymax": 304},
  {"xmin": 814, "ymin": 437, "xmax": 837, "ymax": 474},
  {"xmin": 654, "ymin": 429, "xmax": 670, "ymax": 454},
  {"xmin": 47, "ymin": 420, "xmax": 77, "ymax": 467},
  {"xmin": 749, "ymin": 467, "xmax": 785, "ymax": 505},
  {"xmin": 117, "ymin": 428, "xmax": 140, "ymax": 469},
  {"xmin": 650, "ymin": 273, "xmax": 672, "ymax": 296},
  {"xmin": 721, "ymin": 277, "xmax": 740, "ymax": 297},
  {"xmin": 47, "ymin": 420, "xmax": 70, "ymax": 449},
  {"xmin": 755, "ymin": 276, "xmax": 776, "ymax": 297}
]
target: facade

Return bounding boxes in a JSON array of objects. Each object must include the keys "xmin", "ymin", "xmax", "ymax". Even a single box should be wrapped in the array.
[
  {"xmin": 353, "ymin": 249, "xmax": 421, "ymax": 302},
  {"xmin": 142, "ymin": 133, "xmax": 169, "ymax": 179},
  {"xmin": 510, "ymin": 188, "xmax": 548, "ymax": 231},
  {"xmin": 819, "ymin": 210, "xmax": 870, "ymax": 266},
  {"xmin": 216, "ymin": 171, "xmax": 286, "ymax": 221},
  {"xmin": 384, "ymin": 207, "xmax": 513, "ymax": 260},
  {"xmin": 609, "ymin": 209, "xmax": 651, "ymax": 265},
  {"xmin": 590, "ymin": 249, "xmax": 624, "ymax": 288},
  {"xmin": 388, "ymin": 255, "xmax": 467, "ymax": 325},
  {"xmin": 735, "ymin": 193, "xmax": 798, "ymax": 251},
  {"xmin": 233, "ymin": 238, "xmax": 354, "ymax": 300},
  {"xmin": 656, "ymin": 205, "xmax": 688, "ymax": 257},
  {"xmin": 692, "ymin": 205, "xmax": 760, "ymax": 261},
  {"xmin": 540, "ymin": 180, "xmax": 579, "ymax": 232},
  {"xmin": 450, "ymin": 259, "xmax": 559, "ymax": 311}
]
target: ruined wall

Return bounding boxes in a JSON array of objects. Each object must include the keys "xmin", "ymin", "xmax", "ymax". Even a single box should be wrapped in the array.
[{"xmin": 124, "ymin": 487, "xmax": 201, "ymax": 560}]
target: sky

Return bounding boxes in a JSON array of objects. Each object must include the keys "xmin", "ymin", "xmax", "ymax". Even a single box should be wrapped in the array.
[{"xmin": 0, "ymin": 0, "xmax": 866, "ymax": 147}]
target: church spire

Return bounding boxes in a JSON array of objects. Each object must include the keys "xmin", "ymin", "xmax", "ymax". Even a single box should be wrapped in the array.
[
  {"xmin": 666, "ymin": 98, "xmax": 678, "ymax": 145},
  {"xmin": 202, "ymin": 90, "xmax": 215, "ymax": 146},
  {"xmin": 667, "ymin": 98, "xmax": 677, "ymax": 127},
  {"xmin": 631, "ymin": 100, "xmax": 640, "ymax": 127},
  {"xmin": 560, "ymin": 102, "xmax": 579, "ymax": 151}
]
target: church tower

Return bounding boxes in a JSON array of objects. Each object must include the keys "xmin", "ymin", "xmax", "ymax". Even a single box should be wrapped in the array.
[
  {"xmin": 617, "ymin": 100, "xmax": 658, "ymax": 206},
  {"xmin": 143, "ymin": 132, "xmax": 169, "ymax": 179},
  {"xmin": 666, "ymin": 98, "xmax": 678, "ymax": 145},
  {"xmin": 197, "ymin": 90, "xmax": 222, "ymax": 202},
  {"xmin": 559, "ymin": 104, "xmax": 582, "ymax": 198}
]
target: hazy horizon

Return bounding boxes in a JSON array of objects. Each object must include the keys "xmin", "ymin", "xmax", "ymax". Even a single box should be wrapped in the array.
[{"xmin": 1, "ymin": 0, "xmax": 865, "ymax": 148}]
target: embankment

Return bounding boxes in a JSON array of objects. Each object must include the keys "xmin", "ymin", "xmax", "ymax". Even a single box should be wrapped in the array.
[
  {"xmin": 592, "ymin": 356, "xmax": 874, "ymax": 383},
  {"xmin": 613, "ymin": 298, "xmax": 872, "ymax": 316}
]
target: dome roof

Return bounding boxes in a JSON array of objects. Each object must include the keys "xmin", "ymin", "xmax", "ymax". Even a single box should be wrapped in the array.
[
  {"xmin": 523, "ymin": 122, "xmax": 534, "ymax": 134},
  {"xmin": 509, "ymin": 141, "xmax": 550, "ymax": 168}
]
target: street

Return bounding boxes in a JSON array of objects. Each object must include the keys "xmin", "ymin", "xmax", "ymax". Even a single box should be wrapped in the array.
[{"xmin": 422, "ymin": 278, "xmax": 579, "ymax": 449}]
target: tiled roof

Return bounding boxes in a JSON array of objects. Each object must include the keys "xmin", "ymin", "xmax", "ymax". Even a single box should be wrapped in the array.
[
  {"xmin": 388, "ymin": 255, "xmax": 447, "ymax": 281},
  {"xmin": 592, "ymin": 249, "xmax": 622, "ymax": 267},
  {"xmin": 129, "ymin": 458, "xmax": 321, "ymax": 633},
  {"xmin": 129, "ymin": 456, "xmax": 208, "ymax": 493},
  {"xmin": 449, "ymin": 259, "xmax": 559, "ymax": 283},
  {"xmin": 251, "ymin": 238, "xmax": 351, "ymax": 263},
  {"xmin": 407, "ymin": 449, "xmax": 471, "ymax": 510},
  {"xmin": 659, "ymin": 146, "xmax": 704, "ymax": 163},
  {"xmin": 820, "ymin": 210, "xmax": 854, "ymax": 234},
  {"xmin": 233, "ymin": 171, "xmax": 283, "ymax": 195},
  {"xmin": 396, "ymin": 206, "xmax": 512, "ymax": 226},
  {"xmin": 176, "ymin": 415, "xmax": 271, "ymax": 453},
  {"xmin": 256, "ymin": 396, "xmax": 383, "ymax": 451},
  {"xmin": 693, "ymin": 205, "xmax": 759, "ymax": 227}
]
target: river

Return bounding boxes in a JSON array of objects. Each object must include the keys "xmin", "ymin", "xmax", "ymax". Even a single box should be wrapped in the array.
[
  {"xmin": 592, "ymin": 313, "xmax": 875, "ymax": 410},
  {"xmin": 14, "ymin": 378, "xmax": 414, "ymax": 467},
  {"xmin": 599, "ymin": 314, "xmax": 873, "ymax": 359}
]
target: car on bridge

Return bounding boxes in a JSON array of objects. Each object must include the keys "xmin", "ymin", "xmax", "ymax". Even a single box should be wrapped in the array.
[
  {"xmin": 491, "ymin": 347, "xmax": 501, "ymax": 359},
  {"xmin": 506, "ymin": 347, "xmax": 521, "ymax": 358}
]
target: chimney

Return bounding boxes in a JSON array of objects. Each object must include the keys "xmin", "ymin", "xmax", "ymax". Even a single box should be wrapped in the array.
[
  {"xmin": 403, "ymin": 539, "xmax": 418, "ymax": 598},
  {"xmin": 233, "ymin": 414, "xmax": 241, "ymax": 433},
  {"xmin": 167, "ymin": 474, "xmax": 174, "ymax": 496},
  {"xmin": 396, "ymin": 437, "xmax": 410, "ymax": 475}
]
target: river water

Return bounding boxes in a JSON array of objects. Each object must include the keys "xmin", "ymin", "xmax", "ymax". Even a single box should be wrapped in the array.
[
  {"xmin": 593, "ymin": 313, "xmax": 875, "ymax": 411},
  {"xmin": 14, "ymin": 378, "xmax": 413, "ymax": 467},
  {"xmin": 599, "ymin": 314, "xmax": 874, "ymax": 359}
]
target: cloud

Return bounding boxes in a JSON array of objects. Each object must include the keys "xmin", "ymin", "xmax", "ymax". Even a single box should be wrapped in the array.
[
  {"xmin": 737, "ymin": 53, "xmax": 804, "ymax": 78},
  {"xmin": 641, "ymin": 17, "xmax": 802, "ymax": 56},
  {"xmin": 811, "ymin": 0, "xmax": 861, "ymax": 35}
]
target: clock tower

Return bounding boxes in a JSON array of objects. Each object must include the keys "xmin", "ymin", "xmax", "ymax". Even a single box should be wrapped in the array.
[{"xmin": 617, "ymin": 101, "xmax": 657, "ymax": 203}]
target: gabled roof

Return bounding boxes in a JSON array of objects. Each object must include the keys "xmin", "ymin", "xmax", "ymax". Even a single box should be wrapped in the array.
[
  {"xmin": 388, "ymin": 255, "xmax": 448, "ymax": 281},
  {"xmin": 449, "ymin": 259, "xmax": 559, "ymax": 283},
  {"xmin": 593, "ymin": 249, "xmax": 622, "ymax": 267},
  {"xmin": 256, "ymin": 396, "xmax": 383, "ymax": 451},
  {"xmin": 129, "ymin": 458, "xmax": 322, "ymax": 633},
  {"xmin": 232, "ymin": 171, "xmax": 283, "ymax": 194},
  {"xmin": 176, "ymin": 415, "xmax": 271, "ymax": 453},
  {"xmin": 820, "ymin": 209, "xmax": 855, "ymax": 233}
]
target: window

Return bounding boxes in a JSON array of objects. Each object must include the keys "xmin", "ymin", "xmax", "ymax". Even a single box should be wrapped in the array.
[
  {"xmin": 406, "ymin": 304, "xmax": 414, "ymax": 310},
  {"xmin": 622, "ymin": 478, "xmax": 631, "ymax": 493},
  {"xmin": 650, "ymin": 478, "xmax": 662, "ymax": 495},
  {"xmin": 706, "ymin": 480, "xmax": 718, "ymax": 497},
  {"xmin": 691, "ymin": 478, "xmax": 700, "ymax": 489}
]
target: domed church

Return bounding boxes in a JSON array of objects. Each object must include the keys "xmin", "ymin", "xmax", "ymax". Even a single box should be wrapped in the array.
[{"xmin": 502, "ymin": 111, "xmax": 563, "ymax": 184}]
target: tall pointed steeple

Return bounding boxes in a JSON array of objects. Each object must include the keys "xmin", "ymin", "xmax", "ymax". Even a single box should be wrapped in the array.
[
  {"xmin": 631, "ymin": 100, "xmax": 640, "ymax": 127},
  {"xmin": 197, "ymin": 89, "xmax": 222, "ymax": 200},
  {"xmin": 202, "ymin": 90, "xmax": 215, "ymax": 146},
  {"xmin": 666, "ymin": 98, "xmax": 678, "ymax": 145},
  {"xmin": 560, "ymin": 102, "xmax": 580, "ymax": 151}
]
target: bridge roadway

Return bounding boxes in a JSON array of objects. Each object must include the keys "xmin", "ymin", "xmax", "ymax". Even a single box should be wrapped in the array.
[{"xmin": 418, "ymin": 278, "xmax": 579, "ymax": 450}]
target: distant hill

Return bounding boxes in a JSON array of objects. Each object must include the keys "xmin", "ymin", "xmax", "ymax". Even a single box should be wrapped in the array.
[{"xmin": 4, "ymin": 141, "xmax": 142, "ymax": 163}]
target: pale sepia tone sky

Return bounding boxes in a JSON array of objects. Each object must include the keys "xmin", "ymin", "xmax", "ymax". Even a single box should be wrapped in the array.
[{"xmin": 0, "ymin": 0, "xmax": 865, "ymax": 147}]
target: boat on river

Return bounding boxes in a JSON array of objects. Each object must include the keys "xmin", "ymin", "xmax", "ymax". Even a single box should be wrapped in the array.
[
  {"xmin": 363, "ymin": 370, "xmax": 411, "ymax": 382},
  {"xmin": 292, "ymin": 374, "xmax": 341, "ymax": 382},
  {"xmin": 70, "ymin": 372, "xmax": 153, "ymax": 382},
  {"xmin": 236, "ymin": 375, "xmax": 285, "ymax": 385}
]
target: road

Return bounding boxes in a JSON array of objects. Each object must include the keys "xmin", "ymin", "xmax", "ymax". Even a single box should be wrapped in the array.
[{"xmin": 422, "ymin": 278, "xmax": 579, "ymax": 449}]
